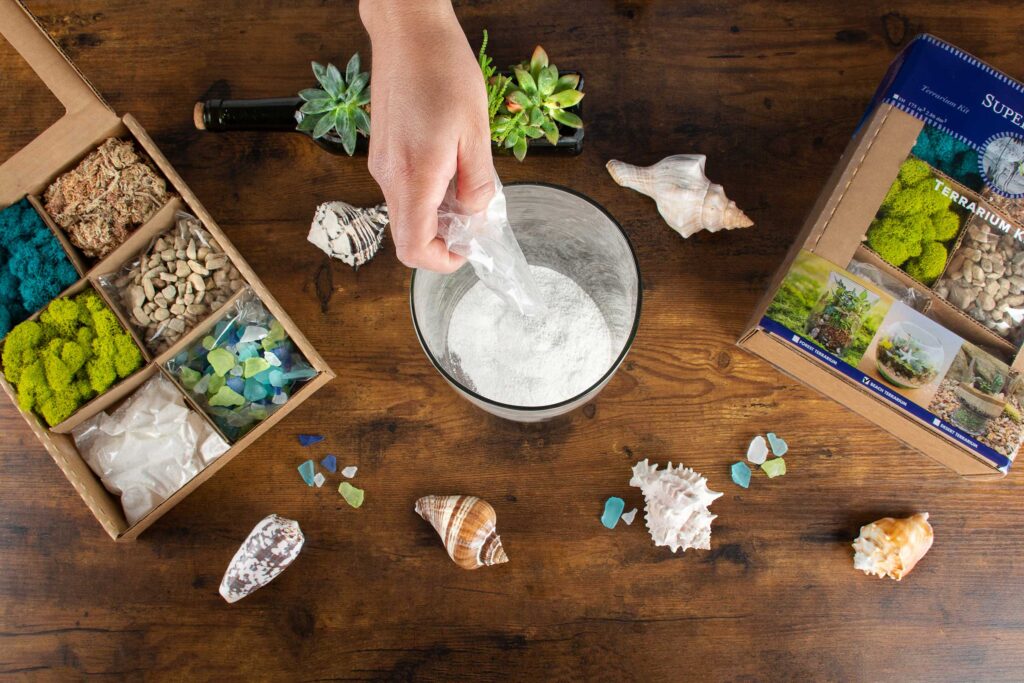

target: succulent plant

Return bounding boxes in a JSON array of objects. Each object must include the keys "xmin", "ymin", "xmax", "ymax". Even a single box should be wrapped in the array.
[
  {"xmin": 478, "ymin": 33, "xmax": 584, "ymax": 161},
  {"xmin": 296, "ymin": 54, "xmax": 370, "ymax": 156}
]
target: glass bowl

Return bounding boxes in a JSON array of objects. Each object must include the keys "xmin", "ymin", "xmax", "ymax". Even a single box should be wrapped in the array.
[{"xmin": 410, "ymin": 183, "xmax": 642, "ymax": 422}]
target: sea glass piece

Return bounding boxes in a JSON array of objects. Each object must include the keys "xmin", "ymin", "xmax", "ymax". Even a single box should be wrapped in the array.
[
  {"xmin": 207, "ymin": 348, "xmax": 236, "ymax": 376},
  {"xmin": 298, "ymin": 459, "xmax": 316, "ymax": 486},
  {"xmin": 767, "ymin": 432, "xmax": 788, "ymax": 457},
  {"xmin": 747, "ymin": 435, "xmax": 769, "ymax": 465},
  {"xmin": 731, "ymin": 461, "xmax": 752, "ymax": 488},
  {"xmin": 236, "ymin": 341, "xmax": 259, "ymax": 360},
  {"xmin": 601, "ymin": 496, "xmax": 625, "ymax": 529},
  {"xmin": 219, "ymin": 514, "xmax": 304, "ymax": 603},
  {"xmin": 621, "ymin": 508, "xmax": 637, "ymax": 525},
  {"xmin": 761, "ymin": 458, "xmax": 787, "ymax": 478},
  {"xmin": 271, "ymin": 392, "xmax": 288, "ymax": 405},
  {"xmin": 269, "ymin": 369, "xmax": 285, "ymax": 387},
  {"xmin": 193, "ymin": 374, "xmax": 212, "ymax": 395},
  {"xmin": 341, "ymin": 465, "xmax": 357, "ymax": 478},
  {"xmin": 320, "ymin": 454, "xmax": 337, "ymax": 473},
  {"xmin": 313, "ymin": 472, "xmax": 325, "ymax": 488},
  {"xmin": 299, "ymin": 434, "xmax": 324, "ymax": 446},
  {"xmin": 239, "ymin": 325, "xmax": 269, "ymax": 343},
  {"xmin": 202, "ymin": 335, "xmax": 217, "ymax": 351},
  {"xmin": 339, "ymin": 482, "xmax": 364, "ymax": 508},
  {"xmin": 226, "ymin": 376, "xmax": 245, "ymax": 394},
  {"xmin": 208, "ymin": 374, "xmax": 226, "ymax": 395},
  {"xmin": 228, "ymin": 365, "xmax": 243, "ymax": 377},
  {"xmin": 243, "ymin": 378, "xmax": 268, "ymax": 402},
  {"xmin": 179, "ymin": 366, "xmax": 201, "ymax": 390},
  {"xmin": 209, "ymin": 386, "xmax": 245, "ymax": 407},
  {"xmin": 243, "ymin": 357, "xmax": 270, "ymax": 378},
  {"xmin": 264, "ymin": 350, "xmax": 282, "ymax": 367}
]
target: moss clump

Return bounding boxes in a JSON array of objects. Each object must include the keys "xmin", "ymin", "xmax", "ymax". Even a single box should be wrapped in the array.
[
  {"xmin": 1, "ymin": 290, "xmax": 143, "ymax": 426},
  {"xmin": 911, "ymin": 125, "xmax": 983, "ymax": 191},
  {"xmin": 865, "ymin": 157, "xmax": 966, "ymax": 284},
  {"xmin": 0, "ymin": 198, "xmax": 80, "ymax": 339}
]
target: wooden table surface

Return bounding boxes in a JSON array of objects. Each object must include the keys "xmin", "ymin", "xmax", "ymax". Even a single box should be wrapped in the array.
[{"xmin": 3, "ymin": 1, "xmax": 1024, "ymax": 680}]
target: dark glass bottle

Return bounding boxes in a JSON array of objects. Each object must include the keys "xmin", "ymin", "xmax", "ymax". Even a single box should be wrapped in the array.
[{"xmin": 193, "ymin": 74, "xmax": 584, "ymax": 156}]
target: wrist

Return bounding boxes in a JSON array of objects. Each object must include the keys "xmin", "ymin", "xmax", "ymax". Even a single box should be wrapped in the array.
[{"xmin": 359, "ymin": 0, "xmax": 453, "ymax": 38}]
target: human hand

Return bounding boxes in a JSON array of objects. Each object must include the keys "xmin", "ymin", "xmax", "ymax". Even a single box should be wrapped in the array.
[{"xmin": 360, "ymin": 0, "xmax": 494, "ymax": 273}]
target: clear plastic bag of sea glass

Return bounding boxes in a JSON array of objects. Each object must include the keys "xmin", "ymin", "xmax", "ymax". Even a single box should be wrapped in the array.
[
  {"xmin": 165, "ymin": 287, "xmax": 317, "ymax": 441},
  {"xmin": 98, "ymin": 211, "xmax": 244, "ymax": 354},
  {"xmin": 933, "ymin": 220, "xmax": 1024, "ymax": 346},
  {"xmin": 72, "ymin": 372, "xmax": 230, "ymax": 525},
  {"xmin": 436, "ymin": 171, "xmax": 546, "ymax": 316},
  {"xmin": 847, "ymin": 259, "xmax": 928, "ymax": 312}
]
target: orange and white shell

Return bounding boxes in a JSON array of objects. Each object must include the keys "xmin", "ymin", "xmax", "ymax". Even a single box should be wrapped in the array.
[
  {"xmin": 606, "ymin": 155, "xmax": 753, "ymax": 238},
  {"xmin": 414, "ymin": 495, "xmax": 509, "ymax": 570},
  {"xmin": 852, "ymin": 512, "xmax": 934, "ymax": 581}
]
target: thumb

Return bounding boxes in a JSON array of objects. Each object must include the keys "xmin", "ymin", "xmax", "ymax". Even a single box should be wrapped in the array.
[{"xmin": 455, "ymin": 131, "xmax": 495, "ymax": 213}]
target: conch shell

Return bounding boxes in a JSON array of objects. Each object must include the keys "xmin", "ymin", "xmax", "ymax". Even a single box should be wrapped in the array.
[
  {"xmin": 307, "ymin": 200, "xmax": 389, "ymax": 268},
  {"xmin": 414, "ymin": 495, "xmax": 509, "ymax": 570},
  {"xmin": 219, "ymin": 514, "xmax": 304, "ymax": 603},
  {"xmin": 630, "ymin": 459, "xmax": 723, "ymax": 553},
  {"xmin": 606, "ymin": 155, "xmax": 753, "ymax": 238},
  {"xmin": 852, "ymin": 513, "xmax": 933, "ymax": 581}
]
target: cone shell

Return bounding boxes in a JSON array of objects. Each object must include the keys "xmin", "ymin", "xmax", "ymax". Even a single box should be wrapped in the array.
[
  {"xmin": 852, "ymin": 513, "xmax": 933, "ymax": 581},
  {"xmin": 414, "ymin": 495, "xmax": 509, "ymax": 570},
  {"xmin": 606, "ymin": 154, "xmax": 753, "ymax": 238},
  {"xmin": 219, "ymin": 514, "xmax": 304, "ymax": 603}
]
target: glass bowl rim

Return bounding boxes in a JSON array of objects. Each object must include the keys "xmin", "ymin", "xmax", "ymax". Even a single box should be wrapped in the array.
[{"xmin": 409, "ymin": 181, "xmax": 643, "ymax": 412}]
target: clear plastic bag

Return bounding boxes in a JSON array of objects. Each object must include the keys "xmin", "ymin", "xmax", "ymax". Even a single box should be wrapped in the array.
[
  {"xmin": 165, "ymin": 287, "xmax": 317, "ymax": 441},
  {"xmin": 848, "ymin": 259, "xmax": 929, "ymax": 312},
  {"xmin": 99, "ymin": 211, "xmax": 244, "ymax": 354},
  {"xmin": 437, "ymin": 171, "xmax": 546, "ymax": 316},
  {"xmin": 72, "ymin": 372, "xmax": 230, "ymax": 525}
]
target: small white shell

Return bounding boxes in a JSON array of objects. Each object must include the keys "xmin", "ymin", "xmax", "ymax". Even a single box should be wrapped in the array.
[
  {"xmin": 307, "ymin": 201, "xmax": 389, "ymax": 268},
  {"xmin": 630, "ymin": 459, "xmax": 722, "ymax": 553},
  {"xmin": 607, "ymin": 155, "xmax": 753, "ymax": 238},
  {"xmin": 219, "ymin": 514, "xmax": 304, "ymax": 603}
]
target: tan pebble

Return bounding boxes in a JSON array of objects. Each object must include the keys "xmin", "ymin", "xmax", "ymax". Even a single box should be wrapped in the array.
[
  {"xmin": 987, "ymin": 280, "xmax": 1000, "ymax": 296},
  {"xmin": 155, "ymin": 237, "xmax": 168, "ymax": 251},
  {"xmin": 186, "ymin": 303, "xmax": 208, "ymax": 316},
  {"xmin": 161, "ymin": 285, "xmax": 177, "ymax": 300},
  {"xmin": 153, "ymin": 308, "xmax": 170, "ymax": 321},
  {"xmin": 174, "ymin": 236, "xmax": 185, "ymax": 250},
  {"xmin": 143, "ymin": 302, "xmax": 156, "ymax": 313},
  {"xmin": 168, "ymin": 318, "xmax": 186, "ymax": 333},
  {"xmin": 175, "ymin": 260, "xmax": 191, "ymax": 277},
  {"xmin": 205, "ymin": 255, "xmax": 229, "ymax": 270},
  {"xmin": 161, "ymin": 249, "xmax": 175, "ymax": 261},
  {"xmin": 188, "ymin": 273, "xmax": 206, "ymax": 291},
  {"xmin": 184, "ymin": 293, "xmax": 195, "ymax": 305},
  {"xmin": 212, "ymin": 270, "xmax": 227, "ymax": 286},
  {"xmin": 196, "ymin": 290, "xmax": 207, "ymax": 303},
  {"xmin": 170, "ymin": 303, "xmax": 185, "ymax": 315},
  {"xmin": 229, "ymin": 279, "xmax": 243, "ymax": 291},
  {"xmin": 154, "ymin": 294, "xmax": 167, "ymax": 307},
  {"xmin": 143, "ymin": 279, "xmax": 156, "ymax": 300},
  {"xmin": 188, "ymin": 259, "xmax": 210, "ymax": 275},
  {"xmin": 132, "ymin": 306, "xmax": 150, "ymax": 325},
  {"xmin": 197, "ymin": 246, "xmax": 210, "ymax": 260},
  {"xmin": 186, "ymin": 239, "xmax": 196, "ymax": 260},
  {"xmin": 982, "ymin": 294, "xmax": 997, "ymax": 311},
  {"xmin": 129, "ymin": 286, "xmax": 146, "ymax": 309}
]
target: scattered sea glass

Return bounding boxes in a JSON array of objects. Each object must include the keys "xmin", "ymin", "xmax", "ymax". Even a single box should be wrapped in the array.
[
  {"xmin": 746, "ymin": 435, "xmax": 769, "ymax": 465},
  {"xmin": 219, "ymin": 514, "xmax": 304, "ymax": 603},
  {"xmin": 339, "ymin": 482, "xmax": 364, "ymax": 508},
  {"xmin": 164, "ymin": 289, "xmax": 317, "ymax": 442},
  {"xmin": 298, "ymin": 459, "xmax": 316, "ymax": 486},
  {"xmin": 321, "ymin": 454, "xmax": 337, "ymax": 473},
  {"xmin": 620, "ymin": 508, "xmax": 637, "ymax": 526},
  {"xmin": 299, "ymin": 434, "xmax": 324, "ymax": 446},
  {"xmin": 313, "ymin": 472, "xmax": 325, "ymax": 488},
  {"xmin": 601, "ymin": 496, "xmax": 625, "ymax": 529},
  {"xmin": 207, "ymin": 348, "xmax": 236, "ymax": 376},
  {"xmin": 731, "ymin": 461, "xmax": 752, "ymax": 488},
  {"xmin": 341, "ymin": 465, "xmax": 358, "ymax": 478},
  {"xmin": 761, "ymin": 457, "xmax": 787, "ymax": 478},
  {"xmin": 767, "ymin": 432, "xmax": 788, "ymax": 457}
]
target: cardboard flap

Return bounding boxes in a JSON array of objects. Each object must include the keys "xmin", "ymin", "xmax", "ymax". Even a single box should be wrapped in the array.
[{"xmin": 0, "ymin": 0, "xmax": 118, "ymax": 205}]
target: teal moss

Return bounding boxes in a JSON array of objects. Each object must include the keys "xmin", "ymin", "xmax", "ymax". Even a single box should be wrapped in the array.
[
  {"xmin": 911, "ymin": 125, "xmax": 984, "ymax": 191},
  {"xmin": 0, "ymin": 198, "xmax": 79, "ymax": 339}
]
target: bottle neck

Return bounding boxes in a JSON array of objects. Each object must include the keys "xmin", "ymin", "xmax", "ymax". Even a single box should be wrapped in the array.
[{"xmin": 195, "ymin": 97, "xmax": 303, "ymax": 132}]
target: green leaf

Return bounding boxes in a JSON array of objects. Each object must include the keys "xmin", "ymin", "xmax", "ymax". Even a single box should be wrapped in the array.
[
  {"xmin": 346, "ymin": 53, "xmax": 361, "ymax": 85},
  {"xmin": 528, "ymin": 107, "xmax": 544, "ymax": 127},
  {"xmin": 324, "ymin": 63, "xmax": 344, "ymax": 98},
  {"xmin": 347, "ymin": 72, "xmax": 369, "ymax": 98},
  {"xmin": 537, "ymin": 66, "xmax": 557, "ymax": 98},
  {"xmin": 296, "ymin": 112, "xmax": 322, "ymax": 134},
  {"xmin": 312, "ymin": 61, "xmax": 328, "ymax": 88},
  {"xmin": 523, "ymin": 126, "xmax": 544, "ymax": 139},
  {"xmin": 353, "ymin": 107, "xmax": 371, "ymax": 136},
  {"xmin": 550, "ymin": 109, "xmax": 583, "ymax": 128},
  {"xmin": 300, "ymin": 97, "xmax": 336, "ymax": 115},
  {"xmin": 513, "ymin": 136, "xmax": 528, "ymax": 161},
  {"xmin": 354, "ymin": 88, "xmax": 371, "ymax": 106},
  {"xmin": 555, "ymin": 73, "xmax": 580, "ymax": 91},
  {"xmin": 545, "ymin": 89, "xmax": 584, "ymax": 108},
  {"xmin": 506, "ymin": 89, "xmax": 531, "ymax": 111},
  {"xmin": 529, "ymin": 45, "xmax": 548, "ymax": 77},
  {"xmin": 312, "ymin": 111, "xmax": 336, "ymax": 139},
  {"xmin": 514, "ymin": 67, "xmax": 537, "ymax": 96},
  {"xmin": 299, "ymin": 88, "xmax": 326, "ymax": 102},
  {"xmin": 336, "ymin": 111, "xmax": 357, "ymax": 155},
  {"xmin": 505, "ymin": 131, "xmax": 520, "ymax": 149},
  {"xmin": 540, "ymin": 120, "xmax": 559, "ymax": 145}
]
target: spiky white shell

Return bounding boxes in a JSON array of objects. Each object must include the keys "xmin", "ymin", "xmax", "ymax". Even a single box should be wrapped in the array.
[
  {"xmin": 607, "ymin": 155, "xmax": 753, "ymax": 238},
  {"xmin": 630, "ymin": 459, "xmax": 722, "ymax": 553},
  {"xmin": 415, "ymin": 495, "xmax": 509, "ymax": 570},
  {"xmin": 219, "ymin": 514, "xmax": 304, "ymax": 603},
  {"xmin": 852, "ymin": 513, "xmax": 933, "ymax": 581},
  {"xmin": 308, "ymin": 200, "xmax": 389, "ymax": 268}
]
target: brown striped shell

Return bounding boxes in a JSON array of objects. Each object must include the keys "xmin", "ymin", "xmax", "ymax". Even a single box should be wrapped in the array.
[{"xmin": 414, "ymin": 495, "xmax": 509, "ymax": 570}]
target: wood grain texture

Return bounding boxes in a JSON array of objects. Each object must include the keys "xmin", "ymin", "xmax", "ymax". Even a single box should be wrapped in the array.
[{"xmin": 2, "ymin": 1, "xmax": 1024, "ymax": 680}]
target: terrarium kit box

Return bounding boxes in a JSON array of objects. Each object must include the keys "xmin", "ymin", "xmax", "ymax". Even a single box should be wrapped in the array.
[
  {"xmin": 0, "ymin": 0, "xmax": 334, "ymax": 539},
  {"xmin": 741, "ymin": 35, "xmax": 1024, "ymax": 479}
]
